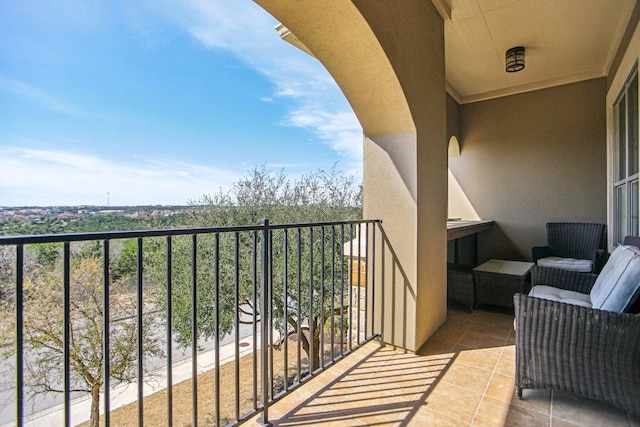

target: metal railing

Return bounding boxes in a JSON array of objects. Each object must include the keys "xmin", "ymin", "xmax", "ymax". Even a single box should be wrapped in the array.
[{"xmin": 0, "ymin": 218, "xmax": 381, "ymax": 426}]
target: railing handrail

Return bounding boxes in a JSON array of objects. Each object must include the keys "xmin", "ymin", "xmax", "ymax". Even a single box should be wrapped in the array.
[
  {"xmin": 0, "ymin": 219, "xmax": 381, "ymax": 245},
  {"xmin": 2, "ymin": 217, "xmax": 382, "ymax": 427}
]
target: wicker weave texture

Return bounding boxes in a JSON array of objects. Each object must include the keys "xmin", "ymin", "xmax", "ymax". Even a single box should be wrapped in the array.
[
  {"xmin": 531, "ymin": 265, "xmax": 597, "ymax": 293},
  {"xmin": 447, "ymin": 265, "xmax": 475, "ymax": 311},
  {"xmin": 475, "ymin": 270, "xmax": 530, "ymax": 309},
  {"xmin": 546, "ymin": 222, "xmax": 605, "ymax": 261},
  {"xmin": 514, "ymin": 294, "xmax": 640, "ymax": 415}
]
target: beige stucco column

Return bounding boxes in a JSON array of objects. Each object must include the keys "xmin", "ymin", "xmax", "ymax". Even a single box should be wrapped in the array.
[{"xmin": 255, "ymin": 0, "xmax": 447, "ymax": 352}]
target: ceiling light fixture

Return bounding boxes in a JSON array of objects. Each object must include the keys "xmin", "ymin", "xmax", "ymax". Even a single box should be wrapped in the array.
[{"xmin": 505, "ymin": 46, "xmax": 525, "ymax": 73}]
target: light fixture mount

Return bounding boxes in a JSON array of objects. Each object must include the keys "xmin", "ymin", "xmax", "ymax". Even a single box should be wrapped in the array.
[{"xmin": 506, "ymin": 46, "xmax": 525, "ymax": 73}]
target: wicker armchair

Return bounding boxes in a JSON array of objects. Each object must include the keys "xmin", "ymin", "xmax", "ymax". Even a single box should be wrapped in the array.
[
  {"xmin": 531, "ymin": 263, "xmax": 598, "ymax": 292},
  {"xmin": 531, "ymin": 222, "xmax": 606, "ymax": 273},
  {"xmin": 515, "ymin": 236, "xmax": 640, "ymax": 415}
]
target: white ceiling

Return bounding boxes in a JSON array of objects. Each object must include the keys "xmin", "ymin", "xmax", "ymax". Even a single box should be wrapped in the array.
[{"xmin": 445, "ymin": 0, "xmax": 637, "ymax": 104}]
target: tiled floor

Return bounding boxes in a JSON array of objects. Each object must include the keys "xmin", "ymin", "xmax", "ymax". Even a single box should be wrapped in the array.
[{"xmin": 249, "ymin": 307, "xmax": 640, "ymax": 426}]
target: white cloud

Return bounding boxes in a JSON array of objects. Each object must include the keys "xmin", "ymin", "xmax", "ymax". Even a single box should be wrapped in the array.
[
  {"xmin": 0, "ymin": 76, "xmax": 82, "ymax": 116},
  {"xmin": 284, "ymin": 109, "xmax": 362, "ymax": 164},
  {"xmin": 147, "ymin": 0, "xmax": 363, "ymax": 166},
  {"xmin": 0, "ymin": 147, "xmax": 240, "ymax": 206}
]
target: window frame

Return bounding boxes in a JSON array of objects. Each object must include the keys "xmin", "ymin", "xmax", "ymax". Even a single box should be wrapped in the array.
[{"xmin": 612, "ymin": 64, "xmax": 639, "ymax": 245}]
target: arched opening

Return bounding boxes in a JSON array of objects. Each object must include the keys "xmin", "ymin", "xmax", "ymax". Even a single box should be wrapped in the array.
[
  {"xmin": 448, "ymin": 135, "xmax": 461, "ymax": 157},
  {"xmin": 255, "ymin": 1, "xmax": 448, "ymax": 351}
]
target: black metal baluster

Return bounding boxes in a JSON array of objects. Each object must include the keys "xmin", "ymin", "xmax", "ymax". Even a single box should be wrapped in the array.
[
  {"xmin": 103, "ymin": 240, "xmax": 111, "ymax": 427},
  {"xmin": 349, "ymin": 224, "xmax": 354, "ymax": 350},
  {"xmin": 234, "ymin": 232, "xmax": 240, "ymax": 422},
  {"xmin": 283, "ymin": 229, "xmax": 289, "ymax": 392},
  {"xmin": 371, "ymin": 223, "xmax": 377, "ymax": 339},
  {"xmin": 309, "ymin": 227, "xmax": 314, "ymax": 375},
  {"xmin": 356, "ymin": 225, "xmax": 362, "ymax": 345},
  {"xmin": 215, "ymin": 233, "xmax": 221, "ymax": 427},
  {"xmin": 340, "ymin": 225, "xmax": 345, "ymax": 356},
  {"xmin": 252, "ymin": 231, "xmax": 258, "ymax": 409},
  {"xmin": 191, "ymin": 234, "xmax": 198, "ymax": 427},
  {"xmin": 62, "ymin": 242, "xmax": 71, "ymax": 427},
  {"xmin": 258, "ymin": 219, "xmax": 272, "ymax": 427},
  {"xmin": 296, "ymin": 228, "xmax": 302, "ymax": 381},
  {"xmin": 137, "ymin": 237, "xmax": 144, "ymax": 427},
  {"xmin": 319, "ymin": 227, "xmax": 325, "ymax": 369},
  {"xmin": 15, "ymin": 244, "xmax": 23, "ymax": 427},
  {"xmin": 166, "ymin": 237, "xmax": 173, "ymax": 427},
  {"xmin": 268, "ymin": 229, "xmax": 274, "ymax": 399},
  {"xmin": 330, "ymin": 227, "xmax": 335, "ymax": 362},
  {"xmin": 364, "ymin": 223, "xmax": 369, "ymax": 339}
]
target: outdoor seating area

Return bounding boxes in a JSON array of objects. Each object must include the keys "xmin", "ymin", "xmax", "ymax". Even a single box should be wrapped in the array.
[
  {"xmin": 444, "ymin": 225, "xmax": 640, "ymax": 420},
  {"xmin": 247, "ymin": 307, "xmax": 640, "ymax": 426},
  {"xmin": 531, "ymin": 222, "xmax": 607, "ymax": 274},
  {"xmin": 515, "ymin": 235, "xmax": 640, "ymax": 416}
]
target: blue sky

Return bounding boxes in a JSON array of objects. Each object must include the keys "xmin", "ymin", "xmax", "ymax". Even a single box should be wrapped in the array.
[{"xmin": 0, "ymin": 1, "xmax": 362, "ymax": 206}]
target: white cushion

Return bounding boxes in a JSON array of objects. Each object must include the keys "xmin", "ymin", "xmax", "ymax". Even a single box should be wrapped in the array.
[
  {"xmin": 537, "ymin": 257, "xmax": 593, "ymax": 272},
  {"xmin": 590, "ymin": 245, "xmax": 640, "ymax": 312},
  {"xmin": 529, "ymin": 285, "xmax": 592, "ymax": 308}
]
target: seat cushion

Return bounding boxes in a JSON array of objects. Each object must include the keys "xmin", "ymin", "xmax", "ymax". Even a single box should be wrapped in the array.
[
  {"xmin": 537, "ymin": 257, "xmax": 593, "ymax": 272},
  {"xmin": 590, "ymin": 245, "xmax": 640, "ymax": 312},
  {"xmin": 529, "ymin": 285, "xmax": 592, "ymax": 307}
]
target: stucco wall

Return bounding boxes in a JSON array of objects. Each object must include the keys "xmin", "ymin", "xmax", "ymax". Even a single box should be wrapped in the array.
[{"xmin": 448, "ymin": 78, "xmax": 607, "ymax": 261}]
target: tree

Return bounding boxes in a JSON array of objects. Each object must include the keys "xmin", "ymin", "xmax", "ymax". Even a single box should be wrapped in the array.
[
  {"xmin": 147, "ymin": 165, "xmax": 362, "ymax": 373},
  {"xmin": 0, "ymin": 256, "xmax": 164, "ymax": 427}
]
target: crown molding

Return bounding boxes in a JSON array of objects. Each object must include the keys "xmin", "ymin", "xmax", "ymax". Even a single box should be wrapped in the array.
[
  {"xmin": 457, "ymin": 69, "xmax": 605, "ymax": 104},
  {"xmin": 430, "ymin": 0, "xmax": 451, "ymax": 22}
]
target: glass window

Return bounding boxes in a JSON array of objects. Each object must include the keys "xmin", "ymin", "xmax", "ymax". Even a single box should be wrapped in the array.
[
  {"xmin": 629, "ymin": 74, "xmax": 638, "ymax": 176},
  {"xmin": 632, "ymin": 180, "xmax": 639, "ymax": 237},
  {"xmin": 617, "ymin": 185, "xmax": 627, "ymax": 243},
  {"xmin": 618, "ymin": 95, "xmax": 627, "ymax": 181},
  {"xmin": 613, "ymin": 65, "xmax": 639, "ymax": 244}
]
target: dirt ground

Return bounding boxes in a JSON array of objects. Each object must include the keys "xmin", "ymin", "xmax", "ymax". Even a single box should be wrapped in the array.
[{"xmin": 79, "ymin": 335, "xmax": 345, "ymax": 427}]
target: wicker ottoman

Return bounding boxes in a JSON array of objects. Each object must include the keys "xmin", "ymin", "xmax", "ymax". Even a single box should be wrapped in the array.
[
  {"xmin": 447, "ymin": 264, "xmax": 475, "ymax": 312},
  {"xmin": 473, "ymin": 259, "xmax": 533, "ymax": 309}
]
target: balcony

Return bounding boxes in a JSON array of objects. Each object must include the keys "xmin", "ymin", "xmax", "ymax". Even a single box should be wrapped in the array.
[
  {"xmin": 247, "ymin": 307, "xmax": 640, "ymax": 426},
  {"xmin": 0, "ymin": 219, "xmax": 381, "ymax": 426},
  {"xmin": 1, "ymin": 219, "xmax": 639, "ymax": 426}
]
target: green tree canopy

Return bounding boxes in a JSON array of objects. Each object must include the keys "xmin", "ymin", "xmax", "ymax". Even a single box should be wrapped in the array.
[{"xmin": 147, "ymin": 166, "xmax": 363, "ymax": 372}]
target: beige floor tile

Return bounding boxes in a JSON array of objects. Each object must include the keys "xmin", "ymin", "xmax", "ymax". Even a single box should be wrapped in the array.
[
  {"xmin": 484, "ymin": 372, "xmax": 516, "ymax": 402},
  {"xmin": 418, "ymin": 337, "xmax": 456, "ymax": 355},
  {"xmin": 457, "ymin": 330, "xmax": 508, "ymax": 352},
  {"xmin": 494, "ymin": 347, "xmax": 515, "ymax": 375},
  {"xmin": 467, "ymin": 320, "xmax": 513, "ymax": 340},
  {"xmin": 511, "ymin": 388, "xmax": 551, "ymax": 416},
  {"xmin": 444, "ymin": 313, "xmax": 476, "ymax": 330},
  {"xmin": 432, "ymin": 323, "xmax": 469, "ymax": 344},
  {"xmin": 447, "ymin": 306, "xmax": 475, "ymax": 319},
  {"xmin": 422, "ymin": 381, "xmax": 483, "ymax": 423},
  {"xmin": 440, "ymin": 361, "xmax": 494, "ymax": 394},
  {"xmin": 277, "ymin": 409, "xmax": 372, "ymax": 427},
  {"xmin": 473, "ymin": 309, "xmax": 513, "ymax": 325},
  {"xmin": 552, "ymin": 391, "xmax": 630, "ymax": 426},
  {"xmin": 356, "ymin": 376, "xmax": 431, "ymax": 402},
  {"xmin": 246, "ymin": 310, "xmax": 631, "ymax": 427},
  {"xmin": 358, "ymin": 371, "xmax": 439, "ymax": 396},
  {"xmin": 501, "ymin": 344, "xmax": 515, "ymax": 356},
  {"xmin": 451, "ymin": 346, "xmax": 501, "ymax": 372},
  {"xmin": 409, "ymin": 406, "xmax": 469, "ymax": 426},
  {"xmin": 473, "ymin": 396, "xmax": 549, "ymax": 427},
  {"xmin": 551, "ymin": 418, "xmax": 590, "ymax": 427}
]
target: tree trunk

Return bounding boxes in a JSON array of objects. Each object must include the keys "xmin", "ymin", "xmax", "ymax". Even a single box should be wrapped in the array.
[
  {"xmin": 311, "ymin": 327, "xmax": 321, "ymax": 372},
  {"xmin": 90, "ymin": 384, "xmax": 100, "ymax": 427},
  {"xmin": 299, "ymin": 323, "xmax": 321, "ymax": 373}
]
